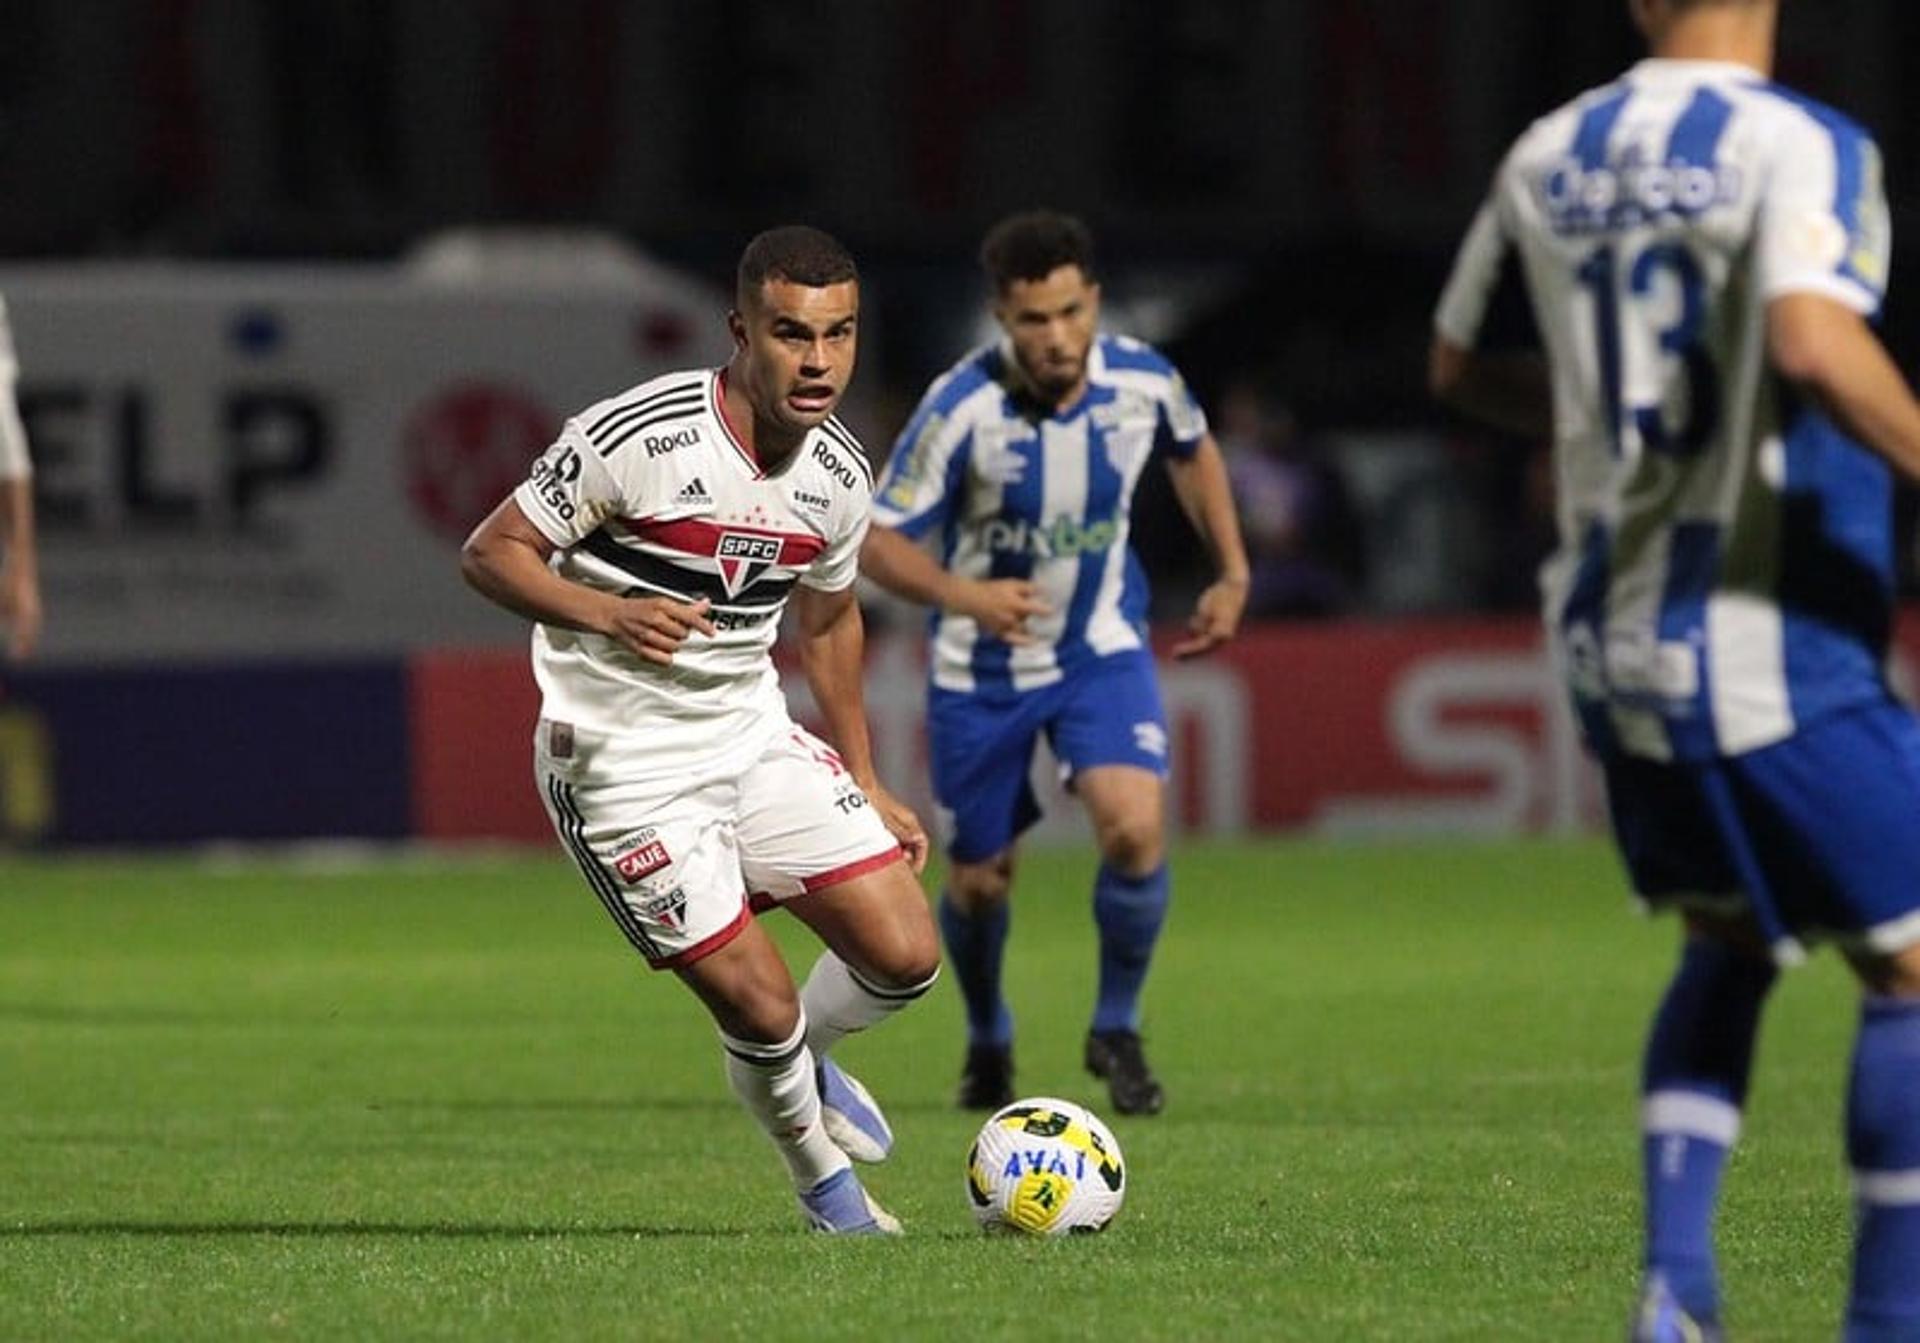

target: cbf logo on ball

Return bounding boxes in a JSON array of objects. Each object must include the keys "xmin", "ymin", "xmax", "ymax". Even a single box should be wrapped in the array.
[{"xmin": 965, "ymin": 1097, "xmax": 1126, "ymax": 1236}]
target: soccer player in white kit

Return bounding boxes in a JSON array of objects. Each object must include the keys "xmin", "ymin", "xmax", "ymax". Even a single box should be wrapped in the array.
[
  {"xmin": 462, "ymin": 226, "xmax": 940, "ymax": 1235},
  {"xmin": 0, "ymin": 294, "xmax": 42, "ymax": 661},
  {"xmin": 1433, "ymin": 2, "xmax": 1920, "ymax": 1337}
]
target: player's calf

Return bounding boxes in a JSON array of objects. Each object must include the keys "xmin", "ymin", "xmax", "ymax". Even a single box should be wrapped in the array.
[{"xmin": 1845, "ymin": 995, "xmax": 1920, "ymax": 1341}]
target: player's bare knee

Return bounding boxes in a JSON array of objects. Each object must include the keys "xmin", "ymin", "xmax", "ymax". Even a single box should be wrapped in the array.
[
  {"xmin": 866, "ymin": 940, "xmax": 943, "ymax": 994},
  {"xmin": 705, "ymin": 989, "xmax": 800, "ymax": 1046},
  {"xmin": 1682, "ymin": 908, "xmax": 1771, "ymax": 962},
  {"xmin": 859, "ymin": 907, "xmax": 942, "ymax": 990},
  {"xmin": 1097, "ymin": 815, "xmax": 1163, "ymax": 877},
  {"xmin": 949, "ymin": 856, "xmax": 1013, "ymax": 912},
  {"xmin": 890, "ymin": 914, "xmax": 943, "ymax": 988},
  {"xmin": 679, "ymin": 947, "xmax": 800, "ymax": 1044},
  {"xmin": 1850, "ymin": 941, "xmax": 1920, "ymax": 999}
]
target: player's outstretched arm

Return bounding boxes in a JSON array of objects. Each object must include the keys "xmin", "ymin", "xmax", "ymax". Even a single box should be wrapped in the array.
[
  {"xmin": 790, "ymin": 582, "xmax": 928, "ymax": 871},
  {"xmin": 1163, "ymin": 432, "xmax": 1250, "ymax": 659},
  {"xmin": 1427, "ymin": 336, "xmax": 1554, "ymax": 440},
  {"xmin": 1768, "ymin": 293, "xmax": 1920, "ymax": 484},
  {"xmin": 0, "ymin": 476, "xmax": 41, "ymax": 661},
  {"xmin": 859, "ymin": 525, "xmax": 1049, "ymax": 644},
  {"xmin": 460, "ymin": 497, "xmax": 714, "ymax": 666}
]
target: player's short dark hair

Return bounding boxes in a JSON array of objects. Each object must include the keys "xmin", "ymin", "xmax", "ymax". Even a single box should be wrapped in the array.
[
  {"xmin": 980, "ymin": 210, "xmax": 1097, "ymax": 293},
  {"xmin": 735, "ymin": 225, "xmax": 858, "ymax": 307}
]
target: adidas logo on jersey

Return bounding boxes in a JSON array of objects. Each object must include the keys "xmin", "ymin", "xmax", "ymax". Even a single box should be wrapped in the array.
[{"xmin": 674, "ymin": 477, "xmax": 712, "ymax": 508}]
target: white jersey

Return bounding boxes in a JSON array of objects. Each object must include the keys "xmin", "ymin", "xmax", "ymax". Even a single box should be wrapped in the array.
[
  {"xmin": 0, "ymin": 294, "xmax": 29, "ymax": 481},
  {"xmin": 1437, "ymin": 59, "xmax": 1895, "ymax": 761},
  {"xmin": 513, "ymin": 367, "xmax": 873, "ymax": 774}
]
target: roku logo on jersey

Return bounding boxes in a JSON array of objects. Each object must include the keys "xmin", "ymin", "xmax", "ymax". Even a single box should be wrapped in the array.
[
  {"xmin": 811, "ymin": 441, "xmax": 860, "ymax": 489},
  {"xmin": 1536, "ymin": 155, "xmax": 1744, "ymax": 234},
  {"xmin": 980, "ymin": 514, "xmax": 1119, "ymax": 559},
  {"xmin": 643, "ymin": 428, "xmax": 700, "ymax": 458}
]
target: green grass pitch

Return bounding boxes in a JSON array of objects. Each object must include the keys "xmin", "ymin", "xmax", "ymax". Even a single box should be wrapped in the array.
[{"xmin": 0, "ymin": 839, "xmax": 1861, "ymax": 1340}]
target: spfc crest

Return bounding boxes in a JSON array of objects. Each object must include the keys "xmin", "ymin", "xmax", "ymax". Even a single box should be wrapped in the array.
[
  {"xmin": 636, "ymin": 885, "xmax": 689, "ymax": 931},
  {"xmin": 715, "ymin": 531, "xmax": 782, "ymax": 597}
]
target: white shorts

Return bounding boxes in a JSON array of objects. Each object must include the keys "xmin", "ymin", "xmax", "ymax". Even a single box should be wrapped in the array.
[{"xmin": 536, "ymin": 717, "xmax": 903, "ymax": 969}]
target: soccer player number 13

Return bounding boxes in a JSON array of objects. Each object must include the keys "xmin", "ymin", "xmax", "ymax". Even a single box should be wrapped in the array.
[{"xmin": 1574, "ymin": 239, "xmax": 1721, "ymax": 459}]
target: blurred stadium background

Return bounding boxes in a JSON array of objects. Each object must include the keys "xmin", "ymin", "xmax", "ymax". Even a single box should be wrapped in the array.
[
  {"xmin": 2, "ymin": 0, "xmax": 1919, "ymax": 851},
  {"xmin": 5, "ymin": 4, "xmax": 1918, "ymax": 1337}
]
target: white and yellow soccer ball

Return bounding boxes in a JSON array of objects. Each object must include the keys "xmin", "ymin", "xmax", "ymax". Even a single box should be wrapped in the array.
[{"xmin": 965, "ymin": 1096, "xmax": 1126, "ymax": 1235}]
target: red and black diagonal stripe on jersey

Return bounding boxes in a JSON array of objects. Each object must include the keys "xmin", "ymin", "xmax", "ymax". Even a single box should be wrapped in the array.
[{"xmin": 579, "ymin": 517, "xmax": 826, "ymax": 607}]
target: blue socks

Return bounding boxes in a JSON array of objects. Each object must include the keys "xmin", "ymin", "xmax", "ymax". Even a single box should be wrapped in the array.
[
  {"xmin": 1639, "ymin": 939, "xmax": 1777, "ymax": 1322},
  {"xmin": 1091, "ymin": 862, "xmax": 1170, "ymax": 1035},
  {"xmin": 938, "ymin": 894, "xmax": 1012, "ymax": 1048},
  {"xmin": 941, "ymin": 862, "xmax": 1170, "ymax": 1046},
  {"xmin": 1846, "ymin": 997, "xmax": 1920, "ymax": 1343}
]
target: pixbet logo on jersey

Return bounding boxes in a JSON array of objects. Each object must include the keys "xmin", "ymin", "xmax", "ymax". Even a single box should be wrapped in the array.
[
  {"xmin": 980, "ymin": 513, "xmax": 1119, "ymax": 559},
  {"xmin": 715, "ymin": 532, "xmax": 782, "ymax": 596}
]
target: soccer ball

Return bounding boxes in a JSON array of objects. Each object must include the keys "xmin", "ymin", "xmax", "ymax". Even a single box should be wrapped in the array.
[{"xmin": 965, "ymin": 1096, "xmax": 1126, "ymax": 1235}]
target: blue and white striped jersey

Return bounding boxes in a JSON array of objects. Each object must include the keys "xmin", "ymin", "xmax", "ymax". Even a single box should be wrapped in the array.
[
  {"xmin": 1436, "ymin": 59, "xmax": 1895, "ymax": 761},
  {"xmin": 872, "ymin": 334, "xmax": 1207, "ymax": 695}
]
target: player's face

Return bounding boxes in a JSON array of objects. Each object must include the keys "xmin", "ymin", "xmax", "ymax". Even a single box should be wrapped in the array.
[
  {"xmin": 730, "ymin": 278, "xmax": 860, "ymax": 433},
  {"xmin": 1628, "ymin": 0, "xmax": 1671, "ymax": 37},
  {"xmin": 996, "ymin": 265, "xmax": 1100, "ymax": 404}
]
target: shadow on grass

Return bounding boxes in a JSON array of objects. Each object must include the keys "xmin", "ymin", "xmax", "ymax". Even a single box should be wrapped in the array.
[
  {"xmin": 0, "ymin": 1220, "xmax": 755, "ymax": 1239},
  {"xmin": 366, "ymin": 1096, "xmax": 735, "ymax": 1115}
]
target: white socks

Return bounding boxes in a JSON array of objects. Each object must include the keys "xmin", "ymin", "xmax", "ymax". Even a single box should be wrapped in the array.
[
  {"xmin": 800, "ymin": 952, "xmax": 939, "ymax": 1056},
  {"xmin": 719, "ymin": 1013, "xmax": 845, "ymax": 1190}
]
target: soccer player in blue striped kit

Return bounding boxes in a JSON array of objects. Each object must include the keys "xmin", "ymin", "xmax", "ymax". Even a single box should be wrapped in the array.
[
  {"xmin": 862, "ymin": 211, "xmax": 1249, "ymax": 1116},
  {"xmin": 1433, "ymin": 2, "xmax": 1920, "ymax": 1337}
]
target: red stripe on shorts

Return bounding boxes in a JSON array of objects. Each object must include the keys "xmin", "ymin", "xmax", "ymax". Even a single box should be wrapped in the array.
[
  {"xmin": 652, "ymin": 904, "xmax": 752, "ymax": 971},
  {"xmin": 800, "ymin": 846, "xmax": 905, "ymax": 894}
]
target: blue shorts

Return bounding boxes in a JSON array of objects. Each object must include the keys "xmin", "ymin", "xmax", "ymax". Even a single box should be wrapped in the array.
[
  {"xmin": 926, "ymin": 650, "xmax": 1168, "ymax": 864},
  {"xmin": 1601, "ymin": 698, "xmax": 1920, "ymax": 957}
]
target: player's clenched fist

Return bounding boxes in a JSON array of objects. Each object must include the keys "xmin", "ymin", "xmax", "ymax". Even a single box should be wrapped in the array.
[
  {"xmin": 603, "ymin": 593, "xmax": 717, "ymax": 665},
  {"xmin": 953, "ymin": 578, "xmax": 1051, "ymax": 645},
  {"xmin": 865, "ymin": 781, "xmax": 929, "ymax": 874}
]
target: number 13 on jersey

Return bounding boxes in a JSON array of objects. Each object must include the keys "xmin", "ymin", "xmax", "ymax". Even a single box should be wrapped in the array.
[{"xmin": 1575, "ymin": 239, "xmax": 1722, "ymax": 460}]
